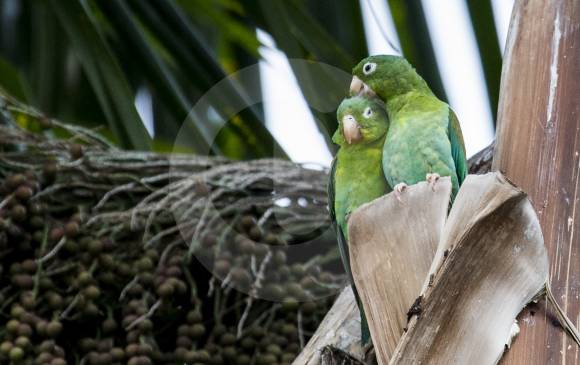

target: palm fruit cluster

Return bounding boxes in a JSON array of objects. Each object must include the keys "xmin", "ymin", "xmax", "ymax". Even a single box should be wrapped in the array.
[{"xmin": 0, "ymin": 96, "xmax": 342, "ymax": 364}]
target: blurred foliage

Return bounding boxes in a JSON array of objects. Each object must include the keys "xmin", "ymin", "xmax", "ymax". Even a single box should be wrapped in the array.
[
  {"xmin": 387, "ymin": 0, "xmax": 447, "ymax": 101},
  {"xmin": 0, "ymin": 0, "xmax": 502, "ymax": 157},
  {"xmin": 465, "ymin": 0, "xmax": 502, "ymax": 123}
]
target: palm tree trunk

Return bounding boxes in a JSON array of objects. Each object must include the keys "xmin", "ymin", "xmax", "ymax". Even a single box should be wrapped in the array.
[{"xmin": 493, "ymin": 0, "xmax": 580, "ymax": 363}]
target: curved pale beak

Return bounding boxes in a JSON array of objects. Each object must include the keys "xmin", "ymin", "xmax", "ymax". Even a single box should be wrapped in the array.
[
  {"xmin": 342, "ymin": 115, "xmax": 361, "ymax": 144},
  {"xmin": 350, "ymin": 76, "xmax": 364, "ymax": 95},
  {"xmin": 349, "ymin": 76, "xmax": 376, "ymax": 97}
]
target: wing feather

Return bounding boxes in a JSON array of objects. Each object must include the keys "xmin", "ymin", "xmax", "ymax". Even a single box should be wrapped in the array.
[
  {"xmin": 327, "ymin": 156, "xmax": 370, "ymax": 343},
  {"xmin": 328, "ymin": 157, "xmax": 351, "ymax": 279},
  {"xmin": 447, "ymin": 108, "xmax": 468, "ymax": 186}
]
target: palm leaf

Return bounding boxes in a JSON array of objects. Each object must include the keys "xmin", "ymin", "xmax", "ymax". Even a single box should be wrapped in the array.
[
  {"xmin": 50, "ymin": 0, "xmax": 152, "ymax": 150},
  {"xmin": 96, "ymin": 0, "xmax": 214, "ymax": 154},
  {"xmin": 0, "ymin": 57, "xmax": 27, "ymax": 101},
  {"xmin": 387, "ymin": 0, "xmax": 447, "ymax": 101},
  {"xmin": 307, "ymin": 0, "xmax": 368, "ymax": 62},
  {"xmin": 465, "ymin": 0, "xmax": 502, "ymax": 124},
  {"xmin": 248, "ymin": 0, "xmax": 359, "ymax": 151},
  {"xmin": 129, "ymin": 0, "xmax": 285, "ymax": 158}
]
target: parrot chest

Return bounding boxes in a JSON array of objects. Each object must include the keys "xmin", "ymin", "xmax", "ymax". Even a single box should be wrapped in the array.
[
  {"xmin": 382, "ymin": 114, "xmax": 456, "ymax": 188},
  {"xmin": 334, "ymin": 148, "xmax": 388, "ymax": 233}
]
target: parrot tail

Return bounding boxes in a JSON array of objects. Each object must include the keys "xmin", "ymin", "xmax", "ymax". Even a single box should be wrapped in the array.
[{"xmin": 351, "ymin": 284, "xmax": 372, "ymax": 345}]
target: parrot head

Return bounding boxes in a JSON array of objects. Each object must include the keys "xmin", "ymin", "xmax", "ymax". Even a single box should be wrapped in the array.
[
  {"xmin": 350, "ymin": 55, "xmax": 430, "ymax": 100},
  {"xmin": 333, "ymin": 96, "xmax": 389, "ymax": 146}
]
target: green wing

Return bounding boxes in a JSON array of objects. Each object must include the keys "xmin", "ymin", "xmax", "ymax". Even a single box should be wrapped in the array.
[
  {"xmin": 327, "ymin": 157, "xmax": 336, "ymax": 227},
  {"xmin": 447, "ymin": 109, "xmax": 468, "ymax": 186},
  {"xmin": 327, "ymin": 157, "xmax": 371, "ymax": 344},
  {"xmin": 328, "ymin": 157, "xmax": 351, "ymax": 280}
]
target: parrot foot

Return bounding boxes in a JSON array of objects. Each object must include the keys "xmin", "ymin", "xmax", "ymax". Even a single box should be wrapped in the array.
[
  {"xmin": 426, "ymin": 173, "xmax": 440, "ymax": 191},
  {"xmin": 393, "ymin": 183, "xmax": 408, "ymax": 203}
]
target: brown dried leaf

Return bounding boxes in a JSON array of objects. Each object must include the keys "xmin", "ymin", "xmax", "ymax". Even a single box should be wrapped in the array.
[
  {"xmin": 388, "ymin": 173, "xmax": 548, "ymax": 365},
  {"xmin": 347, "ymin": 177, "xmax": 452, "ymax": 363}
]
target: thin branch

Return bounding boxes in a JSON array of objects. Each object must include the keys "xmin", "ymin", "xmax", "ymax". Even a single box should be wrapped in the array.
[
  {"xmin": 125, "ymin": 300, "xmax": 162, "ymax": 330},
  {"xmin": 545, "ymin": 283, "xmax": 580, "ymax": 346},
  {"xmin": 36, "ymin": 237, "xmax": 67, "ymax": 264}
]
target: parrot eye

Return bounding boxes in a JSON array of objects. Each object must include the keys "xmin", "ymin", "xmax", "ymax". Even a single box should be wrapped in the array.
[
  {"xmin": 363, "ymin": 107, "xmax": 373, "ymax": 118},
  {"xmin": 363, "ymin": 62, "xmax": 376, "ymax": 75}
]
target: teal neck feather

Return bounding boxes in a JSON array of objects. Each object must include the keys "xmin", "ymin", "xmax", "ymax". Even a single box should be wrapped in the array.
[
  {"xmin": 377, "ymin": 71, "xmax": 433, "ymax": 101},
  {"xmin": 386, "ymin": 91, "xmax": 440, "ymax": 121}
]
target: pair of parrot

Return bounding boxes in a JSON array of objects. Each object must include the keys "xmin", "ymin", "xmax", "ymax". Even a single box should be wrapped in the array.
[{"xmin": 328, "ymin": 55, "xmax": 467, "ymax": 343}]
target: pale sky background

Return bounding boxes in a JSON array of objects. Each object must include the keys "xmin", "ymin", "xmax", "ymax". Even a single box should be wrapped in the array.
[
  {"xmin": 257, "ymin": 30, "xmax": 333, "ymax": 164},
  {"xmin": 492, "ymin": 0, "xmax": 516, "ymax": 52},
  {"xmin": 422, "ymin": 0, "xmax": 494, "ymax": 156},
  {"xmin": 256, "ymin": 0, "xmax": 515, "ymax": 166}
]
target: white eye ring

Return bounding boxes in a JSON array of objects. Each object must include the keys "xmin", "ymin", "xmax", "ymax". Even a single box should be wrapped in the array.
[
  {"xmin": 363, "ymin": 107, "xmax": 373, "ymax": 118},
  {"xmin": 362, "ymin": 62, "xmax": 376, "ymax": 75},
  {"xmin": 344, "ymin": 115, "xmax": 355, "ymax": 123}
]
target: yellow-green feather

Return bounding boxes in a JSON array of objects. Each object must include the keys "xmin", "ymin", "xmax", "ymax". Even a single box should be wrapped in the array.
[
  {"xmin": 330, "ymin": 95, "xmax": 392, "ymax": 343},
  {"xmin": 352, "ymin": 55, "xmax": 467, "ymax": 198},
  {"xmin": 328, "ymin": 138, "xmax": 391, "ymax": 344}
]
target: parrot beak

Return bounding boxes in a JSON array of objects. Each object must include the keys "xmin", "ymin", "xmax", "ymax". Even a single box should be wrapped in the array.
[
  {"xmin": 342, "ymin": 115, "xmax": 362, "ymax": 144},
  {"xmin": 349, "ymin": 76, "xmax": 364, "ymax": 95},
  {"xmin": 349, "ymin": 76, "xmax": 376, "ymax": 97},
  {"xmin": 362, "ymin": 83, "xmax": 376, "ymax": 97}
]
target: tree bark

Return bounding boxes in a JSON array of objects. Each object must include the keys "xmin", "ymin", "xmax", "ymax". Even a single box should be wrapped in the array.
[
  {"xmin": 388, "ymin": 173, "xmax": 548, "ymax": 364},
  {"xmin": 493, "ymin": 0, "xmax": 580, "ymax": 363},
  {"xmin": 292, "ymin": 287, "xmax": 367, "ymax": 365}
]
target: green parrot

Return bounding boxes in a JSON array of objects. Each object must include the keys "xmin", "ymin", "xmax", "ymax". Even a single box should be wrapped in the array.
[
  {"xmin": 350, "ymin": 55, "xmax": 467, "ymax": 199},
  {"xmin": 328, "ymin": 95, "xmax": 391, "ymax": 343}
]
